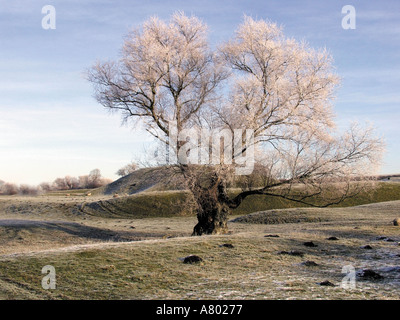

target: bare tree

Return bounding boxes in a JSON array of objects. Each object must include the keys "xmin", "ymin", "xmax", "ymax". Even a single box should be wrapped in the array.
[
  {"xmin": 88, "ymin": 13, "xmax": 384, "ymax": 235},
  {"xmin": 39, "ymin": 182, "xmax": 52, "ymax": 193},
  {"xmin": 2, "ymin": 183, "xmax": 19, "ymax": 195},
  {"xmin": 64, "ymin": 175, "xmax": 80, "ymax": 190},
  {"xmin": 87, "ymin": 169, "xmax": 103, "ymax": 188},
  {"xmin": 116, "ymin": 161, "xmax": 138, "ymax": 177},
  {"xmin": 53, "ymin": 177, "xmax": 68, "ymax": 190},
  {"xmin": 19, "ymin": 184, "xmax": 39, "ymax": 196},
  {"xmin": 53, "ymin": 171, "xmax": 107, "ymax": 190},
  {"xmin": 78, "ymin": 175, "xmax": 90, "ymax": 189}
]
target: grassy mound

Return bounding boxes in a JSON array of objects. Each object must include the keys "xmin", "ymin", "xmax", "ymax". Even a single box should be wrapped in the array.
[
  {"xmin": 76, "ymin": 182, "xmax": 400, "ymax": 219},
  {"xmin": 232, "ymin": 182, "xmax": 400, "ymax": 215},
  {"xmin": 230, "ymin": 208, "xmax": 330, "ymax": 224},
  {"xmin": 30, "ymin": 173, "xmax": 400, "ymax": 219},
  {"xmin": 93, "ymin": 167, "xmax": 186, "ymax": 196},
  {"xmin": 79, "ymin": 191, "xmax": 194, "ymax": 218}
]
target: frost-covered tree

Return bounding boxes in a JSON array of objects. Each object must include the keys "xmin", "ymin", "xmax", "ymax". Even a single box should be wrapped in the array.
[
  {"xmin": 88, "ymin": 13, "xmax": 384, "ymax": 235},
  {"xmin": 116, "ymin": 161, "xmax": 138, "ymax": 177}
]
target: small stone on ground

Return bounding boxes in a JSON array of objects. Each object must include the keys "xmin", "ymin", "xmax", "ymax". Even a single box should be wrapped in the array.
[
  {"xmin": 361, "ymin": 245, "xmax": 373, "ymax": 250},
  {"xmin": 319, "ymin": 280, "xmax": 335, "ymax": 287},
  {"xmin": 301, "ymin": 260, "xmax": 319, "ymax": 267},
  {"xmin": 278, "ymin": 250, "xmax": 305, "ymax": 257},
  {"xmin": 303, "ymin": 241, "xmax": 318, "ymax": 247},
  {"xmin": 183, "ymin": 255, "xmax": 203, "ymax": 264},
  {"xmin": 219, "ymin": 243, "xmax": 234, "ymax": 248},
  {"xmin": 357, "ymin": 269, "xmax": 384, "ymax": 280}
]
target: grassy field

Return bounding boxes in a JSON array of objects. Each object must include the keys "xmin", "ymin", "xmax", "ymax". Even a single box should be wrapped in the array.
[
  {"xmin": 0, "ymin": 182, "xmax": 400, "ymax": 300},
  {"xmin": 1, "ymin": 204, "xmax": 400, "ymax": 299}
]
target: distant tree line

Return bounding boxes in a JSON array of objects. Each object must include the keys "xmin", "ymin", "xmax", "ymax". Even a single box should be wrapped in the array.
[{"xmin": 0, "ymin": 169, "xmax": 112, "ymax": 196}]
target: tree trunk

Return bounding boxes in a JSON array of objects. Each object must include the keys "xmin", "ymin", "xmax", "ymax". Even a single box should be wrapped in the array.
[
  {"xmin": 192, "ymin": 191, "xmax": 230, "ymax": 236},
  {"xmin": 187, "ymin": 171, "xmax": 231, "ymax": 236},
  {"xmin": 179, "ymin": 165, "xmax": 233, "ymax": 236}
]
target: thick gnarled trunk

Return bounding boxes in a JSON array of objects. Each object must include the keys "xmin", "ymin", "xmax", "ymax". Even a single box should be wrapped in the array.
[
  {"xmin": 182, "ymin": 166, "xmax": 232, "ymax": 236},
  {"xmin": 192, "ymin": 193, "xmax": 230, "ymax": 236}
]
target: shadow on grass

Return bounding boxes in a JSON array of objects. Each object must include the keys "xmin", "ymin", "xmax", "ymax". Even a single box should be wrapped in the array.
[{"xmin": 0, "ymin": 219, "xmax": 164, "ymax": 242}]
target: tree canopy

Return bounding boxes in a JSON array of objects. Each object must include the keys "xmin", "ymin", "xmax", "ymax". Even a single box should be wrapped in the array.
[{"xmin": 88, "ymin": 12, "xmax": 384, "ymax": 235}]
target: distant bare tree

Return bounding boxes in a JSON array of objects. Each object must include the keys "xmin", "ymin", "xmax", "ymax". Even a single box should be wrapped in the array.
[
  {"xmin": 19, "ymin": 184, "xmax": 39, "ymax": 196},
  {"xmin": 2, "ymin": 183, "xmax": 19, "ymax": 195},
  {"xmin": 39, "ymin": 182, "xmax": 52, "ymax": 193},
  {"xmin": 87, "ymin": 169, "xmax": 103, "ymax": 188},
  {"xmin": 64, "ymin": 176, "xmax": 80, "ymax": 189},
  {"xmin": 78, "ymin": 175, "xmax": 89, "ymax": 189},
  {"xmin": 53, "ymin": 177, "xmax": 68, "ymax": 190},
  {"xmin": 116, "ymin": 161, "xmax": 138, "ymax": 177}
]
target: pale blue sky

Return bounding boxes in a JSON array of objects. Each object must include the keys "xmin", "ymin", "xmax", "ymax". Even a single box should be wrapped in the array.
[{"xmin": 0, "ymin": 0, "xmax": 399, "ymax": 184}]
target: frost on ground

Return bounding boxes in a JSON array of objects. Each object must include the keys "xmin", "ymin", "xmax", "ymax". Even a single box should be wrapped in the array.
[{"xmin": 0, "ymin": 198, "xmax": 400, "ymax": 299}]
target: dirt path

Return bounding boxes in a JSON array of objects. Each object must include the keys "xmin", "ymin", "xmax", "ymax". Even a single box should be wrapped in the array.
[{"xmin": 0, "ymin": 234, "xmax": 197, "ymax": 260}]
